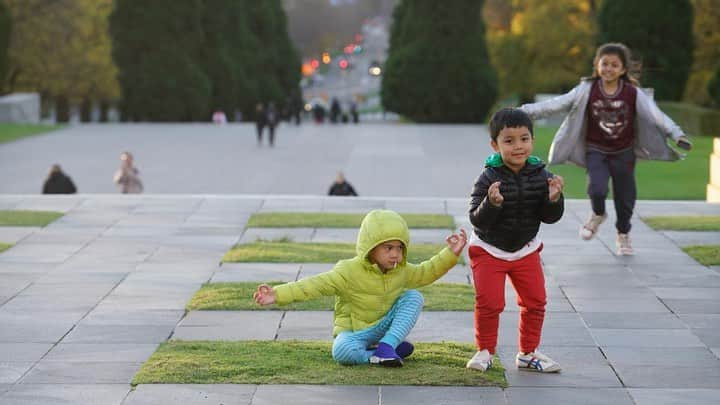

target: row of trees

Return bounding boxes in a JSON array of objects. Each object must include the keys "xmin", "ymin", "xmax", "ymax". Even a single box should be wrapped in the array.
[
  {"xmin": 381, "ymin": 1, "xmax": 498, "ymax": 123},
  {"xmin": 382, "ymin": 0, "xmax": 719, "ymax": 122},
  {"xmin": 483, "ymin": 0, "xmax": 719, "ymax": 106},
  {"xmin": 110, "ymin": 0, "xmax": 299, "ymax": 122},
  {"xmin": 0, "ymin": 0, "xmax": 299, "ymax": 122}
]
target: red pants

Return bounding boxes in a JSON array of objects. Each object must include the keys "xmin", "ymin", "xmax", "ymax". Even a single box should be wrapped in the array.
[{"xmin": 469, "ymin": 245, "xmax": 546, "ymax": 354}]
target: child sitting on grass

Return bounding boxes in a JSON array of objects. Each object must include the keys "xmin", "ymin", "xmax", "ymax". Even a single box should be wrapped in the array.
[{"xmin": 254, "ymin": 209, "xmax": 467, "ymax": 367}]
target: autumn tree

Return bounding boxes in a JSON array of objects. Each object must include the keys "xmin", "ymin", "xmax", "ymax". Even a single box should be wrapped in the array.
[
  {"xmin": 0, "ymin": 2, "xmax": 10, "ymax": 95},
  {"xmin": 598, "ymin": 0, "xmax": 693, "ymax": 101},
  {"xmin": 5, "ymin": 0, "xmax": 119, "ymax": 121},
  {"xmin": 382, "ymin": 0, "xmax": 497, "ymax": 122},
  {"xmin": 483, "ymin": 0, "xmax": 598, "ymax": 102},
  {"xmin": 683, "ymin": 0, "xmax": 720, "ymax": 106}
]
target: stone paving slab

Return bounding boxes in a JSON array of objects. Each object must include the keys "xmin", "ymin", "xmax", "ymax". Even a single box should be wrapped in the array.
[
  {"xmin": 20, "ymin": 361, "xmax": 142, "ymax": 384},
  {"xmin": 602, "ymin": 346, "xmax": 720, "ymax": 367},
  {"xmin": 580, "ymin": 312, "xmax": 687, "ymax": 329},
  {"xmin": 80, "ymin": 309, "xmax": 184, "ymax": 326},
  {"xmin": 628, "ymin": 388, "xmax": 720, "ymax": 405},
  {"xmin": 613, "ymin": 364, "xmax": 720, "ymax": 388},
  {"xmin": 505, "ymin": 387, "xmax": 634, "ymax": 405},
  {"xmin": 0, "ymin": 383, "xmax": 130, "ymax": 405},
  {"xmin": 43, "ymin": 343, "xmax": 159, "ymax": 363},
  {"xmin": 0, "ymin": 362, "xmax": 33, "ymax": 384},
  {"xmin": 277, "ymin": 311, "xmax": 334, "ymax": 340},
  {"xmin": 0, "ymin": 343, "xmax": 52, "ymax": 362},
  {"xmin": 590, "ymin": 328, "xmax": 705, "ymax": 347},
  {"xmin": 62, "ymin": 325, "xmax": 172, "ymax": 344},
  {"xmin": 173, "ymin": 311, "xmax": 282, "ymax": 341},
  {"xmin": 382, "ymin": 386, "xmax": 506, "ymax": 404},
  {"xmin": 123, "ymin": 384, "xmax": 256, "ymax": 405},
  {"xmin": 213, "ymin": 263, "xmax": 301, "ymax": 282},
  {"xmin": 0, "ymin": 227, "xmax": 38, "ymax": 244},
  {"xmin": 252, "ymin": 384, "xmax": 378, "ymax": 405}
]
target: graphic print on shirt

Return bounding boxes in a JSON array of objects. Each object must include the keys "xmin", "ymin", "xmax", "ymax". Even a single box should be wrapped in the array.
[{"xmin": 590, "ymin": 98, "xmax": 630, "ymax": 140}]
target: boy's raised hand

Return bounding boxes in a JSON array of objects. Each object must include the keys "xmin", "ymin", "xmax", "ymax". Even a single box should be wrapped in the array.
[
  {"xmin": 445, "ymin": 228, "xmax": 467, "ymax": 256},
  {"xmin": 253, "ymin": 284, "xmax": 276, "ymax": 305},
  {"xmin": 487, "ymin": 181, "xmax": 503, "ymax": 207},
  {"xmin": 548, "ymin": 175, "xmax": 564, "ymax": 202}
]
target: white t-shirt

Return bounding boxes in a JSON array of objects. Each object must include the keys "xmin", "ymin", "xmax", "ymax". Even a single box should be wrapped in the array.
[{"xmin": 469, "ymin": 231, "xmax": 541, "ymax": 261}]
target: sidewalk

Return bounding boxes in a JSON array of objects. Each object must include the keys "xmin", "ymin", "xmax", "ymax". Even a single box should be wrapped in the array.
[{"xmin": 0, "ymin": 195, "xmax": 718, "ymax": 405}]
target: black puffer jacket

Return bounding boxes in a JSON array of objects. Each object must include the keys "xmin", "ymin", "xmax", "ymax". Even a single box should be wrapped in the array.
[{"xmin": 469, "ymin": 154, "xmax": 564, "ymax": 252}]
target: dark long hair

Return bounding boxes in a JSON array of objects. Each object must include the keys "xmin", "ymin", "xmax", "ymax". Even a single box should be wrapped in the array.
[{"xmin": 591, "ymin": 43, "xmax": 640, "ymax": 86}]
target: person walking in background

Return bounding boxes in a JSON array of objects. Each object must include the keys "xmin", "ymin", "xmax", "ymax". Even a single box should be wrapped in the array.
[
  {"xmin": 254, "ymin": 210, "xmax": 467, "ymax": 367},
  {"xmin": 255, "ymin": 103, "xmax": 267, "ymax": 146},
  {"xmin": 42, "ymin": 164, "xmax": 77, "ymax": 194},
  {"xmin": 266, "ymin": 102, "xmax": 278, "ymax": 147},
  {"xmin": 519, "ymin": 43, "xmax": 692, "ymax": 256},
  {"xmin": 466, "ymin": 108, "xmax": 564, "ymax": 374},
  {"xmin": 328, "ymin": 171, "xmax": 358, "ymax": 196},
  {"xmin": 113, "ymin": 151, "xmax": 143, "ymax": 194},
  {"xmin": 212, "ymin": 109, "xmax": 227, "ymax": 124}
]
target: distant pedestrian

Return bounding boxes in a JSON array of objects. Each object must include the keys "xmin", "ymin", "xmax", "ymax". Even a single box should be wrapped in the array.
[
  {"xmin": 330, "ymin": 98, "xmax": 341, "ymax": 123},
  {"xmin": 328, "ymin": 171, "xmax": 358, "ymax": 196},
  {"xmin": 519, "ymin": 42, "xmax": 692, "ymax": 256},
  {"xmin": 42, "ymin": 164, "xmax": 77, "ymax": 194},
  {"xmin": 350, "ymin": 102, "xmax": 359, "ymax": 124},
  {"xmin": 255, "ymin": 103, "xmax": 267, "ymax": 146},
  {"xmin": 266, "ymin": 102, "xmax": 278, "ymax": 147},
  {"xmin": 212, "ymin": 110, "xmax": 227, "ymax": 124},
  {"xmin": 113, "ymin": 151, "xmax": 143, "ymax": 194}
]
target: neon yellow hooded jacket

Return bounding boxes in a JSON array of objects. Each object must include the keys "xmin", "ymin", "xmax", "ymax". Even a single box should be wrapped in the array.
[{"xmin": 273, "ymin": 209, "xmax": 458, "ymax": 336}]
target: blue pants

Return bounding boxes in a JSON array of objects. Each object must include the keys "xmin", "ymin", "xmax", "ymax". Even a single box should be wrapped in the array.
[{"xmin": 331, "ymin": 290, "xmax": 424, "ymax": 365}]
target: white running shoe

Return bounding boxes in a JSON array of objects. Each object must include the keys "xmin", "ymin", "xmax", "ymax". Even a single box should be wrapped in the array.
[
  {"xmin": 579, "ymin": 213, "xmax": 607, "ymax": 240},
  {"xmin": 515, "ymin": 351, "xmax": 561, "ymax": 373},
  {"xmin": 616, "ymin": 233, "xmax": 635, "ymax": 256},
  {"xmin": 466, "ymin": 349, "xmax": 493, "ymax": 372}
]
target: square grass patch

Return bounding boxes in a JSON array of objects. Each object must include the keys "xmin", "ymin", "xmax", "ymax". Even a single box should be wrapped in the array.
[
  {"xmin": 222, "ymin": 241, "xmax": 464, "ymax": 264},
  {"xmin": 0, "ymin": 123, "xmax": 63, "ymax": 144},
  {"xmin": 682, "ymin": 245, "xmax": 720, "ymax": 266},
  {"xmin": 247, "ymin": 212, "xmax": 455, "ymax": 229},
  {"xmin": 642, "ymin": 216, "xmax": 720, "ymax": 231},
  {"xmin": 187, "ymin": 282, "xmax": 475, "ymax": 311},
  {"xmin": 132, "ymin": 340, "xmax": 506, "ymax": 387},
  {"xmin": 0, "ymin": 243, "xmax": 11, "ymax": 253},
  {"xmin": 0, "ymin": 210, "xmax": 64, "ymax": 227}
]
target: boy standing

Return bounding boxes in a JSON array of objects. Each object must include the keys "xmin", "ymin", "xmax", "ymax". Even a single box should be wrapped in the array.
[
  {"xmin": 254, "ymin": 209, "xmax": 467, "ymax": 367},
  {"xmin": 467, "ymin": 108, "xmax": 564, "ymax": 373}
]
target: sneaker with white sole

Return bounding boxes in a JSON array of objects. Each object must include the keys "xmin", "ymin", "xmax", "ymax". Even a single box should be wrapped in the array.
[
  {"xmin": 579, "ymin": 213, "xmax": 607, "ymax": 240},
  {"xmin": 515, "ymin": 351, "xmax": 561, "ymax": 373},
  {"xmin": 616, "ymin": 233, "xmax": 634, "ymax": 256},
  {"xmin": 466, "ymin": 349, "xmax": 493, "ymax": 372}
]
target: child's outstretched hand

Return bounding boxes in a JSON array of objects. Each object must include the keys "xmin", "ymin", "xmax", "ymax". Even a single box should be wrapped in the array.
[
  {"xmin": 487, "ymin": 181, "xmax": 503, "ymax": 207},
  {"xmin": 548, "ymin": 175, "xmax": 564, "ymax": 202},
  {"xmin": 253, "ymin": 284, "xmax": 276, "ymax": 305},
  {"xmin": 676, "ymin": 136, "xmax": 692, "ymax": 151},
  {"xmin": 445, "ymin": 228, "xmax": 467, "ymax": 256}
]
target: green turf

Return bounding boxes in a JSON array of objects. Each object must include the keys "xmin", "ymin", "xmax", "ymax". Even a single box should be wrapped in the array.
[
  {"xmin": 222, "ymin": 241, "xmax": 463, "ymax": 264},
  {"xmin": 246, "ymin": 212, "xmax": 455, "ymax": 229},
  {"xmin": 132, "ymin": 340, "xmax": 506, "ymax": 387},
  {"xmin": 642, "ymin": 216, "xmax": 720, "ymax": 231},
  {"xmin": 682, "ymin": 245, "xmax": 720, "ymax": 266},
  {"xmin": 0, "ymin": 210, "xmax": 64, "ymax": 227},
  {"xmin": 187, "ymin": 282, "xmax": 475, "ymax": 311},
  {"xmin": 533, "ymin": 126, "xmax": 713, "ymax": 200},
  {"xmin": 0, "ymin": 123, "xmax": 64, "ymax": 144},
  {"xmin": 0, "ymin": 243, "xmax": 11, "ymax": 253}
]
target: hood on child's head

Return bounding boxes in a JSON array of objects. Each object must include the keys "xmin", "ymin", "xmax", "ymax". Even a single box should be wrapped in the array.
[{"xmin": 356, "ymin": 209, "xmax": 410, "ymax": 264}]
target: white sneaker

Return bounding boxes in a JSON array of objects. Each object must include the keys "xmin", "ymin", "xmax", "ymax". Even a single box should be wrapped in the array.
[
  {"xmin": 616, "ymin": 233, "xmax": 634, "ymax": 255},
  {"xmin": 579, "ymin": 213, "xmax": 607, "ymax": 240},
  {"xmin": 466, "ymin": 349, "xmax": 493, "ymax": 372},
  {"xmin": 515, "ymin": 351, "xmax": 561, "ymax": 373}
]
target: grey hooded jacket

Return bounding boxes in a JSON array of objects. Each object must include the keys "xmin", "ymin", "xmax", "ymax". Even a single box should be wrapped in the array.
[{"xmin": 519, "ymin": 80, "xmax": 685, "ymax": 168}]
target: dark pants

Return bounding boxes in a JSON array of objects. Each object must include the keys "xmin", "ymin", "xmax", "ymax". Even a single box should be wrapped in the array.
[
  {"xmin": 268, "ymin": 124, "xmax": 276, "ymax": 146},
  {"xmin": 586, "ymin": 149, "xmax": 636, "ymax": 234},
  {"xmin": 256, "ymin": 123, "xmax": 265, "ymax": 143}
]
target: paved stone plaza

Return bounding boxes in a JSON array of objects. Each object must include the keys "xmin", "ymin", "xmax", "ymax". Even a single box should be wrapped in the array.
[{"xmin": 0, "ymin": 194, "xmax": 718, "ymax": 404}]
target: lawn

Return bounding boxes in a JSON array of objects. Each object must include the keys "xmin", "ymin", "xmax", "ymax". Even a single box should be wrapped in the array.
[
  {"xmin": 222, "ymin": 241, "xmax": 462, "ymax": 264},
  {"xmin": 0, "ymin": 123, "xmax": 63, "ymax": 144},
  {"xmin": 533, "ymin": 126, "xmax": 713, "ymax": 200},
  {"xmin": 247, "ymin": 212, "xmax": 455, "ymax": 229},
  {"xmin": 0, "ymin": 210, "xmax": 64, "ymax": 227},
  {"xmin": 0, "ymin": 243, "xmax": 11, "ymax": 253},
  {"xmin": 132, "ymin": 340, "xmax": 506, "ymax": 387},
  {"xmin": 187, "ymin": 282, "xmax": 475, "ymax": 311},
  {"xmin": 682, "ymin": 245, "xmax": 720, "ymax": 266},
  {"xmin": 642, "ymin": 216, "xmax": 720, "ymax": 231}
]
